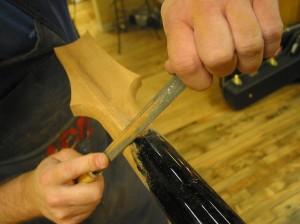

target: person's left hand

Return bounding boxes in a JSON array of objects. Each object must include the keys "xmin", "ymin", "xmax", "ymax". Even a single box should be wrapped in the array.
[{"xmin": 26, "ymin": 148, "xmax": 109, "ymax": 223}]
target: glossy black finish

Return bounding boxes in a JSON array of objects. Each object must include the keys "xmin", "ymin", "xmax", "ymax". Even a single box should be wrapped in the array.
[{"xmin": 134, "ymin": 130, "xmax": 245, "ymax": 224}]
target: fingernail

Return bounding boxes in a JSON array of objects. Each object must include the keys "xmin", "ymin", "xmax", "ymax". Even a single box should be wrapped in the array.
[{"xmin": 95, "ymin": 154, "xmax": 108, "ymax": 168}]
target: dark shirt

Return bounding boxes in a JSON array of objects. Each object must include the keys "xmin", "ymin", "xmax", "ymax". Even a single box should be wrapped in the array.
[
  {"xmin": 0, "ymin": 1, "xmax": 167, "ymax": 223},
  {"xmin": 0, "ymin": 0, "xmax": 37, "ymax": 62},
  {"xmin": 0, "ymin": 0, "xmax": 78, "ymax": 99},
  {"xmin": 0, "ymin": 0, "xmax": 92, "ymax": 179}
]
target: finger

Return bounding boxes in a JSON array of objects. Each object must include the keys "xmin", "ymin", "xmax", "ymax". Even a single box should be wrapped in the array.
[
  {"xmin": 63, "ymin": 177, "xmax": 104, "ymax": 205},
  {"xmin": 162, "ymin": 3, "xmax": 213, "ymax": 90},
  {"xmin": 164, "ymin": 24, "xmax": 214, "ymax": 91},
  {"xmin": 226, "ymin": 0, "xmax": 264, "ymax": 74},
  {"xmin": 50, "ymin": 203, "xmax": 96, "ymax": 223},
  {"xmin": 52, "ymin": 153, "xmax": 109, "ymax": 184},
  {"xmin": 165, "ymin": 58, "xmax": 213, "ymax": 91},
  {"xmin": 193, "ymin": 2, "xmax": 237, "ymax": 77},
  {"xmin": 53, "ymin": 148, "xmax": 82, "ymax": 162},
  {"xmin": 63, "ymin": 212, "xmax": 94, "ymax": 224},
  {"xmin": 253, "ymin": 0, "xmax": 283, "ymax": 57},
  {"xmin": 46, "ymin": 177, "xmax": 103, "ymax": 214}
]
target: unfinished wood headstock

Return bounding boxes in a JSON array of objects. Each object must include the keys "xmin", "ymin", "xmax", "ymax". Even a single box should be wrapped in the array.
[{"xmin": 55, "ymin": 33, "xmax": 141, "ymax": 139}]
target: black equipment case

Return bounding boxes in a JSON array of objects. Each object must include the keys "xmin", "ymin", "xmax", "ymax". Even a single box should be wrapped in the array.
[{"xmin": 220, "ymin": 23, "xmax": 300, "ymax": 110}]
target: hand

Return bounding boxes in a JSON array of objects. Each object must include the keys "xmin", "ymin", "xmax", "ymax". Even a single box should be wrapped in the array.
[
  {"xmin": 161, "ymin": 0, "xmax": 283, "ymax": 91},
  {"xmin": 26, "ymin": 148, "xmax": 109, "ymax": 223}
]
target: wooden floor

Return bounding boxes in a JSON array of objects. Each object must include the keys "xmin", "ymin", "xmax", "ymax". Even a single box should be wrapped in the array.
[{"xmin": 71, "ymin": 1, "xmax": 300, "ymax": 223}]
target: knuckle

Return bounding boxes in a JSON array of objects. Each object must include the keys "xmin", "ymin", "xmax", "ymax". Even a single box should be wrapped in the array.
[
  {"xmin": 160, "ymin": 3, "xmax": 172, "ymax": 29},
  {"xmin": 160, "ymin": 2, "xmax": 168, "ymax": 18},
  {"xmin": 179, "ymin": 72, "xmax": 213, "ymax": 91},
  {"xmin": 237, "ymin": 38, "xmax": 263, "ymax": 57},
  {"xmin": 189, "ymin": 78, "xmax": 213, "ymax": 91},
  {"xmin": 53, "ymin": 210, "xmax": 69, "ymax": 220},
  {"xmin": 68, "ymin": 162, "xmax": 79, "ymax": 176},
  {"xmin": 172, "ymin": 57, "xmax": 198, "ymax": 76},
  {"xmin": 69, "ymin": 214, "xmax": 89, "ymax": 224},
  {"xmin": 90, "ymin": 186, "xmax": 102, "ymax": 203},
  {"xmin": 46, "ymin": 193, "xmax": 65, "ymax": 207},
  {"xmin": 88, "ymin": 154, "xmax": 97, "ymax": 170},
  {"xmin": 238, "ymin": 63, "xmax": 259, "ymax": 74},
  {"xmin": 204, "ymin": 51, "xmax": 234, "ymax": 71},
  {"xmin": 263, "ymin": 22, "xmax": 283, "ymax": 42},
  {"xmin": 69, "ymin": 217, "xmax": 83, "ymax": 224},
  {"xmin": 60, "ymin": 148, "xmax": 74, "ymax": 156},
  {"xmin": 39, "ymin": 169, "xmax": 54, "ymax": 186},
  {"xmin": 93, "ymin": 190, "xmax": 103, "ymax": 203},
  {"xmin": 263, "ymin": 22, "xmax": 283, "ymax": 57},
  {"xmin": 160, "ymin": 1, "xmax": 174, "ymax": 21}
]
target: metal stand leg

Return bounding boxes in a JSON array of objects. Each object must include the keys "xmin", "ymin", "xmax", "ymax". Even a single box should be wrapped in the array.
[
  {"xmin": 113, "ymin": 0, "xmax": 127, "ymax": 54},
  {"xmin": 144, "ymin": 0, "xmax": 160, "ymax": 39},
  {"xmin": 113, "ymin": 0, "xmax": 161, "ymax": 53}
]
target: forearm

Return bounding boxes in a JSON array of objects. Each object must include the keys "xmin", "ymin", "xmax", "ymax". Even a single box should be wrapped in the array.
[{"xmin": 0, "ymin": 172, "xmax": 40, "ymax": 223}]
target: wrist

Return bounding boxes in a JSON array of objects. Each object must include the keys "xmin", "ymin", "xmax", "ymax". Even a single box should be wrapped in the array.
[
  {"xmin": 0, "ymin": 171, "xmax": 42, "ymax": 223},
  {"xmin": 20, "ymin": 171, "xmax": 42, "ymax": 219}
]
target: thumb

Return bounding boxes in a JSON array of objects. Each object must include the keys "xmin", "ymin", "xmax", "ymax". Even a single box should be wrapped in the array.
[{"xmin": 52, "ymin": 153, "xmax": 109, "ymax": 184}]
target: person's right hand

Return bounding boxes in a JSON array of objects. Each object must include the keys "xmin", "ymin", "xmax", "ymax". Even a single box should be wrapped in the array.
[
  {"xmin": 25, "ymin": 148, "xmax": 109, "ymax": 224},
  {"xmin": 161, "ymin": 0, "xmax": 283, "ymax": 91}
]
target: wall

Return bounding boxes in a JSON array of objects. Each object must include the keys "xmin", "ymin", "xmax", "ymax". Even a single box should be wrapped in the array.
[{"xmin": 279, "ymin": 0, "xmax": 300, "ymax": 26}]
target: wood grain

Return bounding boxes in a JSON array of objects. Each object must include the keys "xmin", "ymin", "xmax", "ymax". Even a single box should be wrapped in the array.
[{"xmin": 71, "ymin": 1, "xmax": 300, "ymax": 223}]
